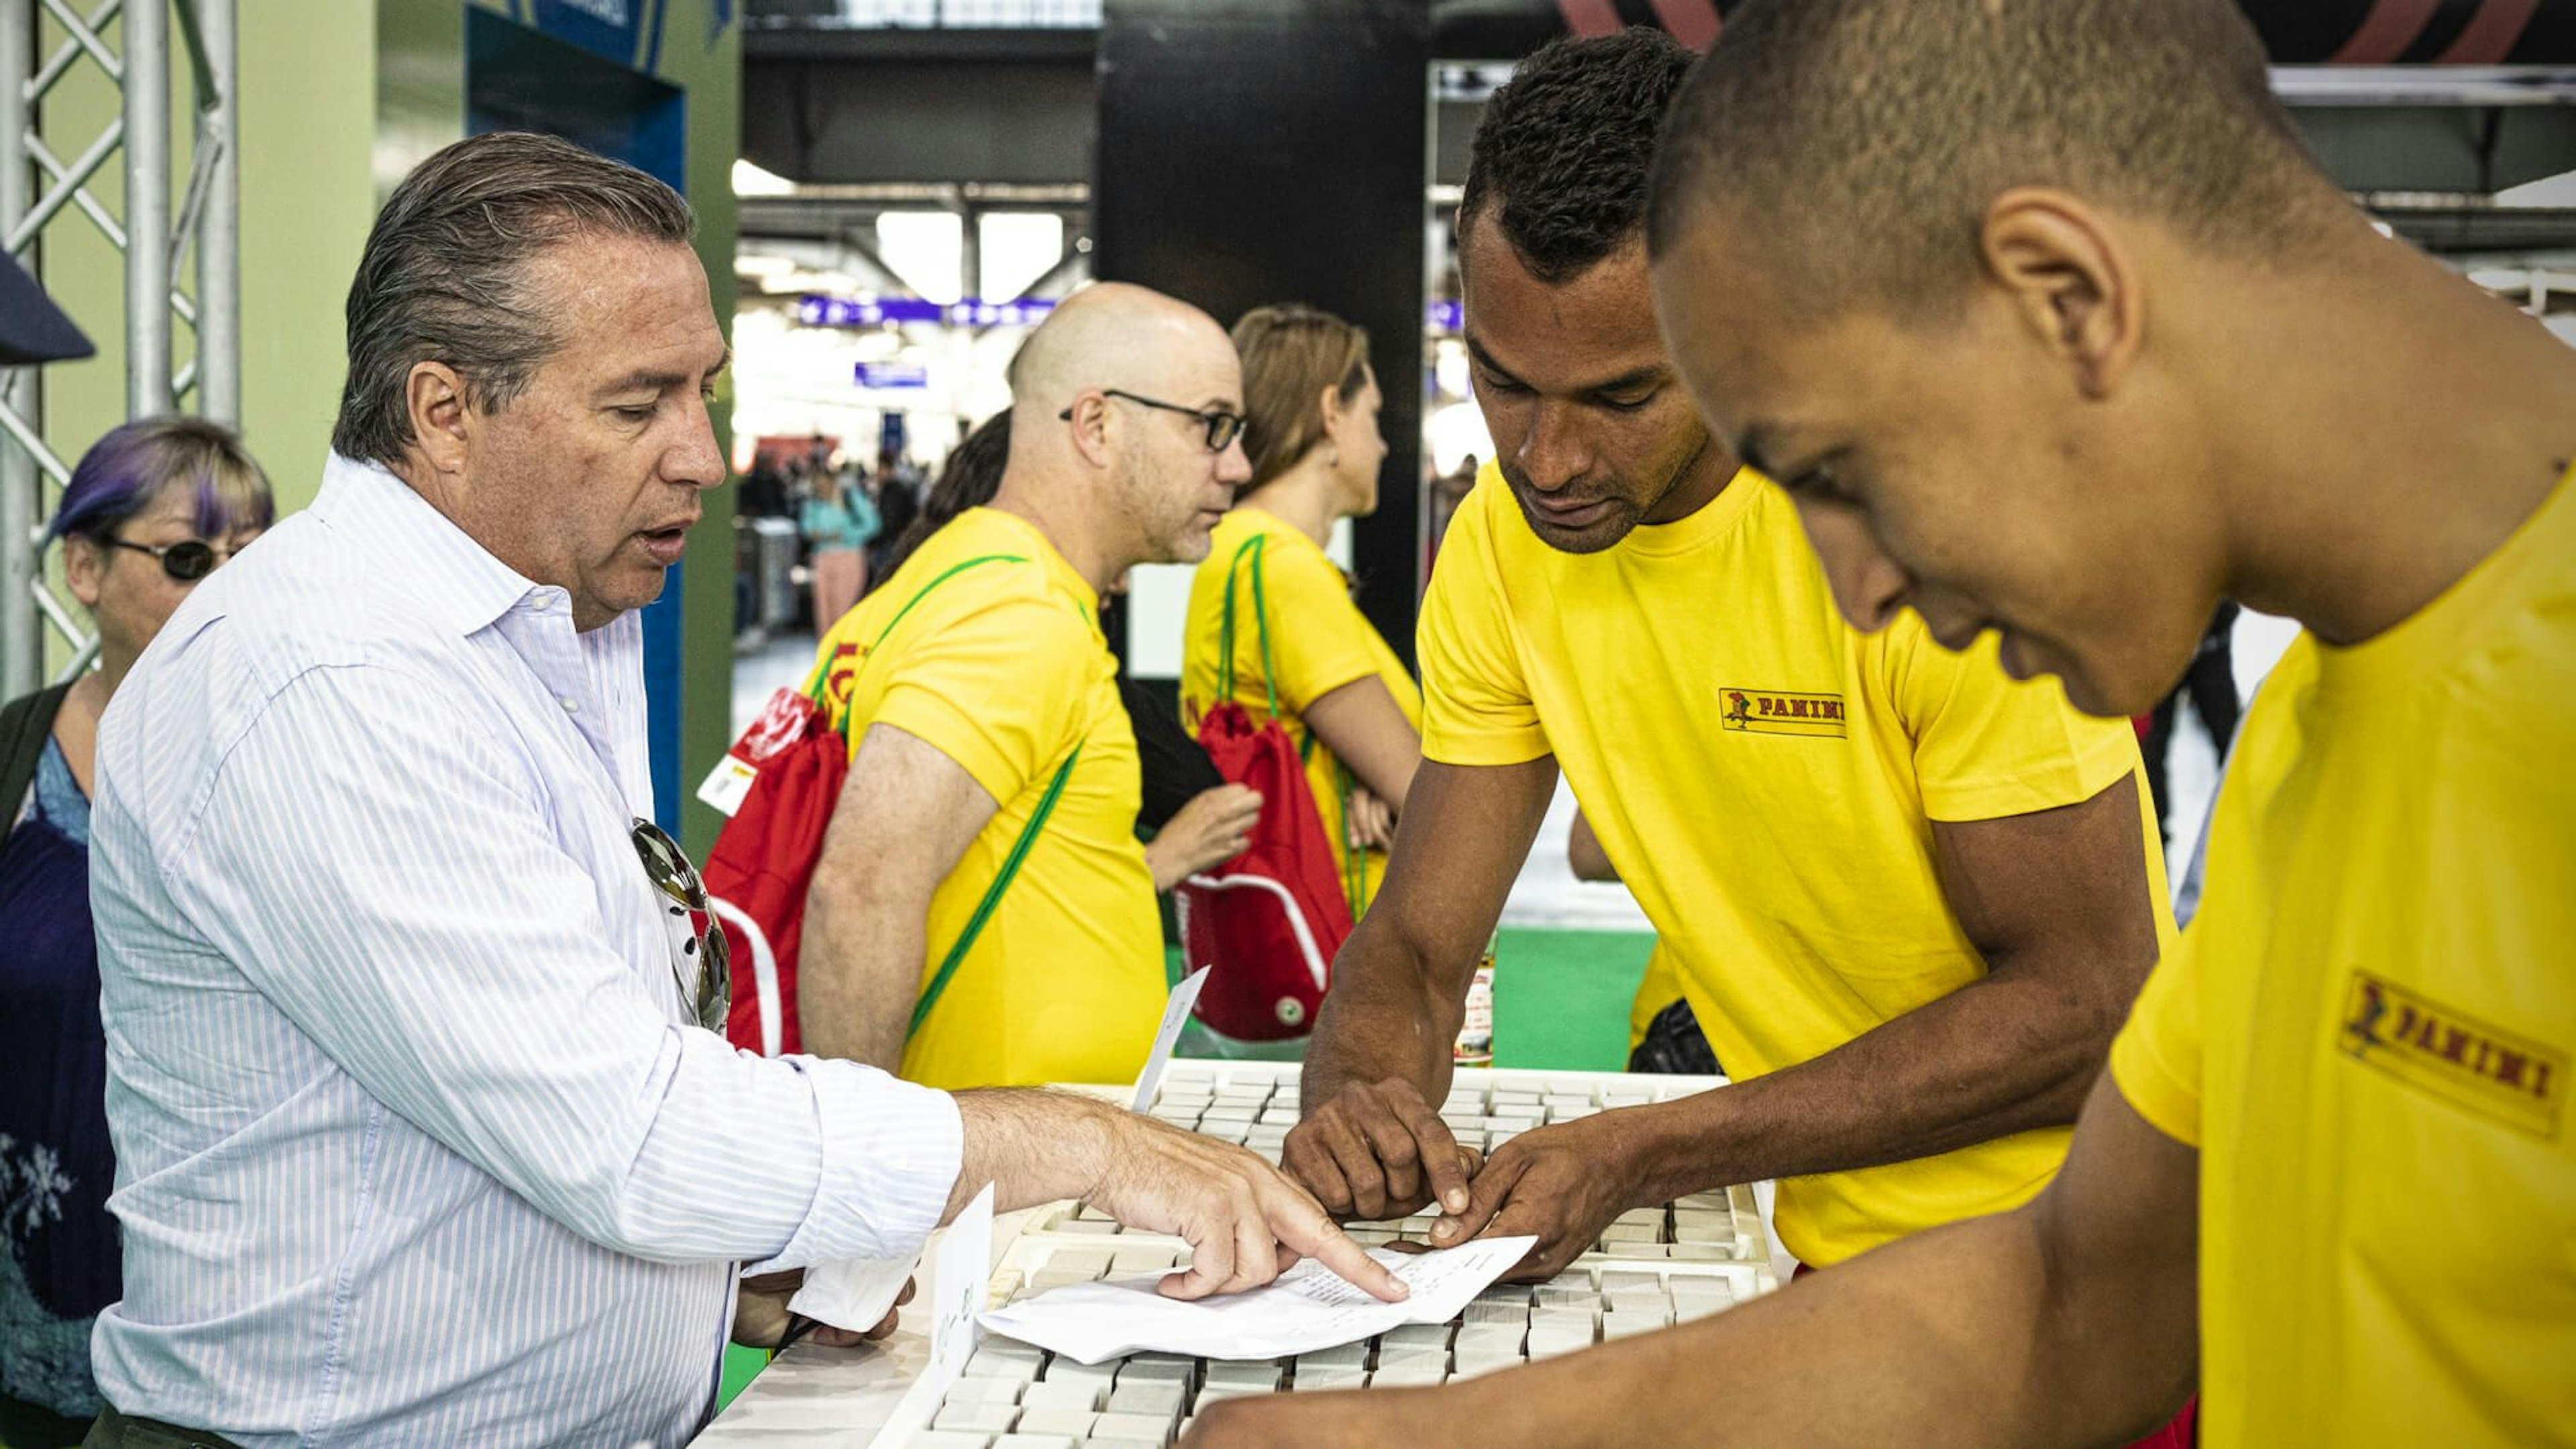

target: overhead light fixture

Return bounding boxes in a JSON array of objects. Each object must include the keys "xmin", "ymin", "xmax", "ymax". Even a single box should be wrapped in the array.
[
  {"xmin": 735, "ymin": 253, "xmax": 797, "ymax": 278},
  {"xmin": 732, "ymin": 159, "xmax": 798, "ymax": 198}
]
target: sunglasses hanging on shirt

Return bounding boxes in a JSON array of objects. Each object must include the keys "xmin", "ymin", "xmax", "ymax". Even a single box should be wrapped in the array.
[{"xmin": 630, "ymin": 818, "xmax": 733, "ymax": 1034}]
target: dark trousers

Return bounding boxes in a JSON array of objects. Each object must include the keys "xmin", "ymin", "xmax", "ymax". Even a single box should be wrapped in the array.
[{"xmin": 81, "ymin": 1407, "xmax": 244, "ymax": 1449}]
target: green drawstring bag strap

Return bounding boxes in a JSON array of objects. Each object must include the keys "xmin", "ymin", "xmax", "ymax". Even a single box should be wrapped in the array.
[
  {"xmin": 1218, "ymin": 532, "xmax": 1281, "ymax": 722},
  {"xmin": 1223, "ymin": 531, "xmax": 1368, "ymax": 914},
  {"xmin": 814, "ymin": 553, "xmax": 1026, "ymax": 742},
  {"xmin": 1336, "ymin": 757, "xmax": 1368, "ymax": 919},
  {"xmin": 909, "ymin": 743, "xmax": 1082, "ymax": 1039},
  {"xmin": 804, "ymin": 551, "xmax": 1086, "ymax": 1042}
]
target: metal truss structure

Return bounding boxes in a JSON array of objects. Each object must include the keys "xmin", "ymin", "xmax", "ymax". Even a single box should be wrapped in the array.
[{"xmin": 1, "ymin": 0, "xmax": 237, "ymax": 698}]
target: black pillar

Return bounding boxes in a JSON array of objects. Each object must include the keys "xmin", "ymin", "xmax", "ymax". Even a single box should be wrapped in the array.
[{"xmin": 1097, "ymin": 0, "xmax": 1434, "ymax": 669}]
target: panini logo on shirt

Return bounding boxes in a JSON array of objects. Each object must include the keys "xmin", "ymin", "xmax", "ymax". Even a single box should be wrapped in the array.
[
  {"xmin": 2341, "ymin": 970, "xmax": 2564, "ymax": 1139},
  {"xmin": 1721, "ymin": 688, "xmax": 1847, "ymax": 739}
]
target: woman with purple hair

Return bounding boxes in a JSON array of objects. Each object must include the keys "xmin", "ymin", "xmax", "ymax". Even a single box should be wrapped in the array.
[{"xmin": 0, "ymin": 417, "xmax": 271, "ymax": 1442}]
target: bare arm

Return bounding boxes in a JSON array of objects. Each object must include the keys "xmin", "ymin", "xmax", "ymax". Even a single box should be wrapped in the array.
[
  {"xmin": 799, "ymin": 722, "xmax": 1000, "ymax": 1067},
  {"xmin": 1438, "ymin": 774, "xmax": 2165, "ymax": 1274},
  {"xmin": 1639, "ymin": 771, "xmax": 2159, "ymax": 1179},
  {"xmin": 1566, "ymin": 808, "xmax": 1619, "ymax": 882},
  {"xmin": 1301, "ymin": 676, "xmax": 1423, "ymax": 811},
  {"xmin": 1191, "ymin": 1073, "xmax": 2201, "ymax": 1446},
  {"xmin": 1285, "ymin": 757, "xmax": 1557, "ymax": 1220}
]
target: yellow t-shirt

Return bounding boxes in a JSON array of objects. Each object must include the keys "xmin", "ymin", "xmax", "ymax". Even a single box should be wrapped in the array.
[
  {"xmin": 2108, "ymin": 470, "xmax": 2576, "ymax": 1446},
  {"xmin": 1423, "ymin": 465, "xmax": 2170, "ymax": 1266},
  {"xmin": 1180, "ymin": 508, "xmax": 1424, "ymax": 918},
  {"xmin": 813, "ymin": 507, "xmax": 1164, "ymax": 1090},
  {"xmin": 1629, "ymin": 944, "xmax": 1682, "ymax": 1055}
]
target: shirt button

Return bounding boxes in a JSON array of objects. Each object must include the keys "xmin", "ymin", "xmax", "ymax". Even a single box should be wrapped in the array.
[{"xmin": 559, "ymin": 696, "xmax": 580, "ymax": 714}]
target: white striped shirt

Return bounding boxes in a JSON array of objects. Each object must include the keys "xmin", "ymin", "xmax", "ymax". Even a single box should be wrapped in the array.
[{"xmin": 87, "ymin": 455, "xmax": 963, "ymax": 1448}]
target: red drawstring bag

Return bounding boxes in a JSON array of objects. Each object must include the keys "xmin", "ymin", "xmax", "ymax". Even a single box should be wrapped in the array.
[
  {"xmin": 1177, "ymin": 534, "xmax": 1354, "ymax": 1040},
  {"xmin": 704, "ymin": 553, "xmax": 1057, "ymax": 1056},
  {"xmin": 702, "ymin": 683, "xmax": 844, "ymax": 1056}
]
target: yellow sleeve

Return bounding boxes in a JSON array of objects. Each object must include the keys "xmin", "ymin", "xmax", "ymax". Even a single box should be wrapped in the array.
[
  {"xmin": 1418, "ymin": 488, "xmax": 1549, "ymax": 767},
  {"xmin": 2108, "ymin": 934, "xmax": 2203, "ymax": 1147},
  {"xmin": 1244, "ymin": 540, "xmax": 1384, "ymax": 715},
  {"xmin": 869, "ymin": 591, "xmax": 1088, "ymax": 807},
  {"xmin": 1884, "ymin": 617, "xmax": 2143, "ymax": 822}
]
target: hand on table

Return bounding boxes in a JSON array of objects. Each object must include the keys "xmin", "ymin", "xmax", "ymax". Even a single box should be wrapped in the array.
[
  {"xmin": 732, "ymin": 1270, "xmax": 911, "ymax": 1349},
  {"xmin": 1283, "ymin": 1077, "xmax": 1481, "ymax": 1224},
  {"xmin": 1089, "ymin": 1109, "xmax": 1410, "ymax": 1303},
  {"xmin": 1430, "ymin": 1112, "xmax": 1646, "ymax": 1282}
]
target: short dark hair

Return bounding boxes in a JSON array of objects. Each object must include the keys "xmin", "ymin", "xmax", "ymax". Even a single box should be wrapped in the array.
[
  {"xmin": 1646, "ymin": 0, "xmax": 2333, "ymax": 318},
  {"xmin": 1458, "ymin": 28, "xmax": 1696, "ymax": 284},
  {"xmin": 333, "ymin": 131, "xmax": 697, "ymax": 466},
  {"xmin": 879, "ymin": 410, "xmax": 1011, "ymax": 586}
]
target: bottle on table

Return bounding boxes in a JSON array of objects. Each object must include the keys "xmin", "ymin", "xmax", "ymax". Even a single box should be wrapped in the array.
[{"xmin": 1454, "ymin": 930, "xmax": 1497, "ymax": 1067}]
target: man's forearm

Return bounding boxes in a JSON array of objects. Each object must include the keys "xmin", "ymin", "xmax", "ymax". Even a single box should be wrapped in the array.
[
  {"xmin": 1302, "ymin": 912, "xmax": 1475, "ymax": 1110},
  {"xmin": 1619, "ymin": 963, "xmax": 2111, "ymax": 1205},
  {"xmin": 798, "ymin": 880, "xmax": 928, "ymax": 1069},
  {"xmin": 951, "ymin": 1088, "xmax": 1114, "ymax": 1219},
  {"xmin": 1430, "ymin": 1203, "xmax": 2176, "ymax": 1449}
]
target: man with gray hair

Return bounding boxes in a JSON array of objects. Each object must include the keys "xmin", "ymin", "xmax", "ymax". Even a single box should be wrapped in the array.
[{"xmin": 85, "ymin": 131, "xmax": 1397, "ymax": 1449}]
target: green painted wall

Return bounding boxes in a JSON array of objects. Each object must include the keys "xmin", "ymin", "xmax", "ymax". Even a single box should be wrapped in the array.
[
  {"xmin": 32, "ymin": 1, "xmax": 739, "ymax": 850},
  {"xmin": 33, "ymin": 1, "xmax": 374, "ymax": 523},
  {"xmin": 244, "ymin": 3, "xmax": 383, "ymax": 512},
  {"xmin": 651, "ymin": 1, "xmax": 746, "ymax": 859}
]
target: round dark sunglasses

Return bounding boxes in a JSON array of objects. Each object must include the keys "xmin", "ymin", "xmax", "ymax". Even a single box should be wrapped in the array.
[{"xmin": 110, "ymin": 537, "xmax": 237, "ymax": 582}]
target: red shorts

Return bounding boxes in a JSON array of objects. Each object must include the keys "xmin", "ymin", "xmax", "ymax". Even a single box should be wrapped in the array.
[{"xmin": 1791, "ymin": 1262, "xmax": 2196, "ymax": 1447}]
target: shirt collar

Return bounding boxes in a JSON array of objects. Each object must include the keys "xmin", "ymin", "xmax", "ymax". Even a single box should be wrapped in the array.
[{"xmin": 311, "ymin": 452, "xmax": 564, "ymax": 637}]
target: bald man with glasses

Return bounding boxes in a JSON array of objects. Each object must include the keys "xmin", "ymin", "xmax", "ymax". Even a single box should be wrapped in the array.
[{"xmin": 798, "ymin": 282, "xmax": 1257, "ymax": 1089}]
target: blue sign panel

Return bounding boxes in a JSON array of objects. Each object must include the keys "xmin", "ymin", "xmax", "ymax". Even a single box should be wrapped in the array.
[
  {"xmin": 800, "ymin": 296, "xmax": 1061, "ymax": 329},
  {"xmin": 519, "ymin": 0, "xmax": 673, "ymax": 71},
  {"xmin": 854, "ymin": 361, "xmax": 931, "ymax": 390}
]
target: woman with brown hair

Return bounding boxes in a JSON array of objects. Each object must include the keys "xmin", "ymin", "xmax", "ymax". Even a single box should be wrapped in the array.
[{"xmin": 1180, "ymin": 303, "xmax": 1423, "ymax": 927}]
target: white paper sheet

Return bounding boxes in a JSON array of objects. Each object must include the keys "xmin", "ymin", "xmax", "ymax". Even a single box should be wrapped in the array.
[
  {"xmin": 786, "ymin": 1252, "xmax": 917, "ymax": 1336},
  {"xmin": 976, "ymin": 1234, "xmax": 1538, "ymax": 1364},
  {"xmin": 864, "ymin": 1186, "xmax": 999, "ymax": 1449},
  {"xmin": 1132, "ymin": 966, "xmax": 1212, "ymax": 1112},
  {"xmin": 927, "ymin": 1184, "xmax": 995, "ymax": 1383},
  {"xmin": 787, "ymin": 1184, "xmax": 996, "ymax": 1339}
]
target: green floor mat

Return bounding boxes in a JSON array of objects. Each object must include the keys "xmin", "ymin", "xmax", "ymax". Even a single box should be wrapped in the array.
[
  {"xmin": 716, "ymin": 1341, "xmax": 770, "ymax": 1415},
  {"xmin": 1164, "ymin": 925, "xmax": 1655, "ymax": 1071}
]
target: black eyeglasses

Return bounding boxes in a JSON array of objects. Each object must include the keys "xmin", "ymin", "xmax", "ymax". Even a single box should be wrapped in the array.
[
  {"xmin": 631, "ymin": 818, "xmax": 731, "ymax": 1034},
  {"xmin": 110, "ymin": 537, "xmax": 238, "ymax": 582},
  {"xmin": 1060, "ymin": 388, "xmax": 1246, "ymax": 453}
]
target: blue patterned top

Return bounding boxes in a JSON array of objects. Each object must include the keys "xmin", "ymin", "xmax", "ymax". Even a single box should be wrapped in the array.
[{"xmin": 1, "ymin": 735, "xmax": 111, "ymax": 1421}]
